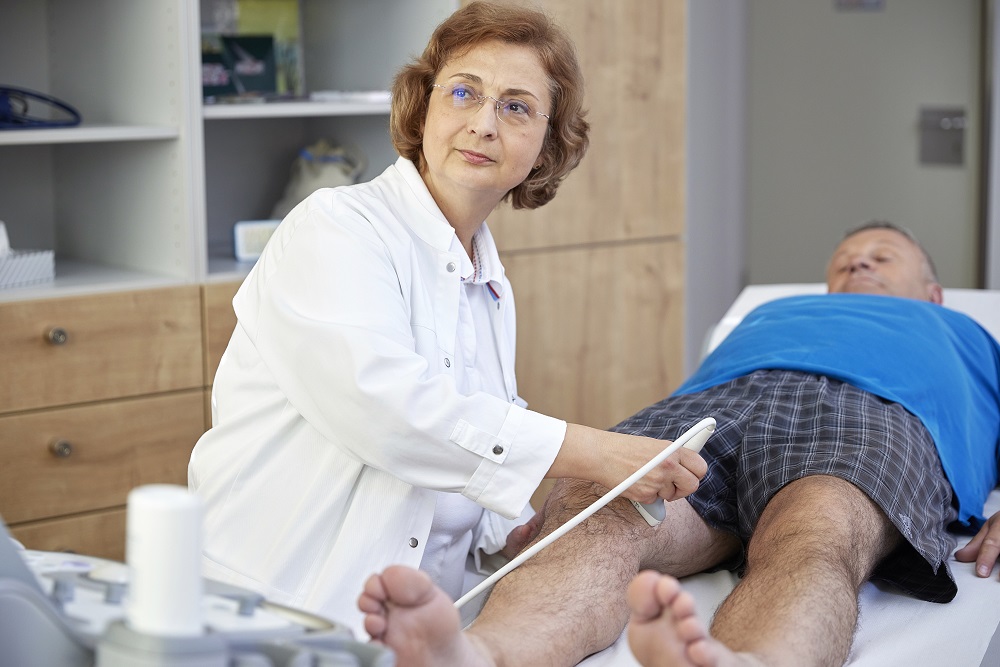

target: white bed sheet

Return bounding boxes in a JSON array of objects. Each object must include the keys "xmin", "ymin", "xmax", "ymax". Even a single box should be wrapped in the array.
[{"xmin": 579, "ymin": 284, "xmax": 1000, "ymax": 667}]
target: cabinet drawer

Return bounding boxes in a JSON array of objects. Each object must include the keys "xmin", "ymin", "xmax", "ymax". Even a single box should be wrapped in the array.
[
  {"xmin": 0, "ymin": 391, "xmax": 204, "ymax": 524},
  {"xmin": 10, "ymin": 508, "xmax": 127, "ymax": 562},
  {"xmin": 202, "ymin": 280, "xmax": 240, "ymax": 385},
  {"xmin": 0, "ymin": 286, "xmax": 203, "ymax": 414}
]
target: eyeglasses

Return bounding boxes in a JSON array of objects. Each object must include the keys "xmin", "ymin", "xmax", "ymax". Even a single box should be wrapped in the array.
[{"xmin": 432, "ymin": 83, "xmax": 550, "ymax": 127}]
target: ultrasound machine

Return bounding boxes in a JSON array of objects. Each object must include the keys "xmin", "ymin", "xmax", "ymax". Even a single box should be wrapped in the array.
[{"xmin": 0, "ymin": 485, "xmax": 393, "ymax": 667}]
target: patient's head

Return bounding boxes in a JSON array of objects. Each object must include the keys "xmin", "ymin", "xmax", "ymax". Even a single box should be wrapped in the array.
[{"xmin": 825, "ymin": 220, "xmax": 943, "ymax": 304}]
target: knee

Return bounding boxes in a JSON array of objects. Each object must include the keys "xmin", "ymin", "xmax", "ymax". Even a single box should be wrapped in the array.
[
  {"xmin": 539, "ymin": 479, "xmax": 650, "ymax": 535},
  {"xmin": 747, "ymin": 477, "xmax": 899, "ymax": 580}
]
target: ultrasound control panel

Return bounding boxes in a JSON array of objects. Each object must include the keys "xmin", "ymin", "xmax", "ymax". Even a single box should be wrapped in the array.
[{"xmin": 0, "ymin": 505, "xmax": 394, "ymax": 667}]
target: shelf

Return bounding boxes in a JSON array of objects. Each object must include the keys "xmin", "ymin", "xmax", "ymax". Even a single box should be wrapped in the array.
[
  {"xmin": 206, "ymin": 256, "xmax": 257, "ymax": 282},
  {"xmin": 0, "ymin": 125, "xmax": 179, "ymax": 147},
  {"xmin": 0, "ymin": 0, "xmax": 453, "ymax": 300},
  {"xmin": 202, "ymin": 100, "xmax": 391, "ymax": 120},
  {"xmin": 0, "ymin": 259, "xmax": 187, "ymax": 304}
]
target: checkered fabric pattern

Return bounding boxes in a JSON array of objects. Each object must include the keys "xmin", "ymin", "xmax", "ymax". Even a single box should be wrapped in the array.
[{"xmin": 613, "ymin": 369, "xmax": 959, "ymax": 602}]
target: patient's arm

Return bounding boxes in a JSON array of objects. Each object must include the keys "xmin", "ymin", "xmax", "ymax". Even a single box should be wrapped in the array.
[{"xmin": 954, "ymin": 510, "xmax": 1000, "ymax": 578}]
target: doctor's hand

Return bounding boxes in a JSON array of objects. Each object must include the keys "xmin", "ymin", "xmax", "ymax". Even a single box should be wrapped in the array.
[
  {"xmin": 955, "ymin": 510, "xmax": 1000, "ymax": 579},
  {"xmin": 501, "ymin": 510, "xmax": 544, "ymax": 560},
  {"xmin": 548, "ymin": 425, "xmax": 707, "ymax": 505}
]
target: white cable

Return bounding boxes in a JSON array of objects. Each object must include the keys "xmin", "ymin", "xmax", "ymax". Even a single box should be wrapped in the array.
[{"xmin": 454, "ymin": 416, "xmax": 716, "ymax": 610}]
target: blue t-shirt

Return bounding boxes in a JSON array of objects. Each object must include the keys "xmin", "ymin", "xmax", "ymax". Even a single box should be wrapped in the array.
[{"xmin": 676, "ymin": 294, "xmax": 1000, "ymax": 527}]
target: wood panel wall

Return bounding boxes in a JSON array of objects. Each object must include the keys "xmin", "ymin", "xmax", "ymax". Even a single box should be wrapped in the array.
[{"xmin": 468, "ymin": 0, "xmax": 687, "ymax": 431}]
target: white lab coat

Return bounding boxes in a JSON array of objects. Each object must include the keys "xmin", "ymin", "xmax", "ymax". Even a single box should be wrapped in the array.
[{"xmin": 188, "ymin": 158, "xmax": 566, "ymax": 636}]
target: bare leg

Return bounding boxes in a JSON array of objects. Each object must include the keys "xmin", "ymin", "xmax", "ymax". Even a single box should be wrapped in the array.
[
  {"xmin": 469, "ymin": 479, "xmax": 737, "ymax": 666},
  {"xmin": 361, "ymin": 478, "xmax": 738, "ymax": 667},
  {"xmin": 624, "ymin": 476, "xmax": 902, "ymax": 667}
]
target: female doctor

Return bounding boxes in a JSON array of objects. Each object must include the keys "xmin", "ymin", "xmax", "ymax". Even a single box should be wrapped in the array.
[{"xmin": 188, "ymin": 1, "xmax": 705, "ymax": 635}]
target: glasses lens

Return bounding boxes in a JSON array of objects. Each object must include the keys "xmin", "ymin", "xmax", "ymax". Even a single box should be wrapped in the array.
[
  {"xmin": 497, "ymin": 98, "xmax": 534, "ymax": 126},
  {"xmin": 441, "ymin": 83, "xmax": 479, "ymax": 109}
]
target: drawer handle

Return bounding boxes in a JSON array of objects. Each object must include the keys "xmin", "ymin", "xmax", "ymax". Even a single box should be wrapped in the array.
[
  {"xmin": 47, "ymin": 327, "xmax": 69, "ymax": 345},
  {"xmin": 49, "ymin": 439, "xmax": 74, "ymax": 459}
]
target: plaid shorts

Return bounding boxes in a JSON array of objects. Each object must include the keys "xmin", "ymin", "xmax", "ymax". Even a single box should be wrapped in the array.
[{"xmin": 613, "ymin": 369, "xmax": 958, "ymax": 602}]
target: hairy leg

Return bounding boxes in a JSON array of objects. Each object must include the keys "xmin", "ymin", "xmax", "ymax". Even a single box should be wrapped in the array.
[
  {"xmin": 361, "ymin": 478, "xmax": 738, "ymax": 667},
  {"xmin": 716, "ymin": 476, "xmax": 900, "ymax": 666},
  {"xmin": 624, "ymin": 476, "xmax": 901, "ymax": 667},
  {"xmin": 467, "ymin": 478, "xmax": 737, "ymax": 666}
]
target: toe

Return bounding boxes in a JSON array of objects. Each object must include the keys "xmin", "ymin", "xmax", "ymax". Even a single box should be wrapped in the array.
[
  {"xmin": 628, "ymin": 570, "xmax": 667, "ymax": 621},
  {"xmin": 381, "ymin": 565, "xmax": 437, "ymax": 607},
  {"xmin": 363, "ymin": 612, "xmax": 388, "ymax": 639}
]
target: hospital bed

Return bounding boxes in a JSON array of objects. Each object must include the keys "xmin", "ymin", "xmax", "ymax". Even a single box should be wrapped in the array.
[{"xmin": 580, "ymin": 284, "xmax": 1000, "ymax": 667}]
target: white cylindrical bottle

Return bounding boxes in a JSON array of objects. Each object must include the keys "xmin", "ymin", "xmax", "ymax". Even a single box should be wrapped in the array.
[{"xmin": 125, "ymin": 484, "xmax": 204, "ymax": 637}]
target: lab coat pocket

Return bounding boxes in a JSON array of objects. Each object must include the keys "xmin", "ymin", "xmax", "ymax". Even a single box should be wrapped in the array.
[{"xmin": 410, "ymin": 323, "xmax": 453, "ymax": 376}]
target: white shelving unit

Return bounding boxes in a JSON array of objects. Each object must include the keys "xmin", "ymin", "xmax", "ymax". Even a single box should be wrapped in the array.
[
  {"xmin": 0, "ymin": 0, "xmax": 456, "ymax": 300},
  {"xmin": 0, "ymin": 0, "xmax": 197, "ymax": 302},
  {"xmin": 0, "ymin": 126, "xmax": 180, "ymax": 146},
  {"xmin": 201, "ymin": 100, "xmax": 390, "ymax": 120}
]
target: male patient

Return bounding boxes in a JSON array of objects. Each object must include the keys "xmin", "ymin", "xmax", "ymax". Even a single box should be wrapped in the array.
[{"xmin": 357, "ymin": 221, "xmax": 1000, "ymax": 667}]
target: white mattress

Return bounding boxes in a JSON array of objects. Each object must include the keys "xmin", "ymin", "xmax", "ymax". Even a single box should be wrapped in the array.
[{"xmin": 581, "ymin": 284, "xmax": 1000, "ymax": 667}]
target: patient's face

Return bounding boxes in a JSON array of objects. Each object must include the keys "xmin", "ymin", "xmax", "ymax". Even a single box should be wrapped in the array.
[{"xmin": 826, "ymin": 228, "xmax": 943, "ymax": 304}]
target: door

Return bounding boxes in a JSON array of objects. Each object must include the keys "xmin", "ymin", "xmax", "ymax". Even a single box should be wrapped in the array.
[{"xmin": 745, "ymin": 0, "xmax": 982, "ymax": 288}]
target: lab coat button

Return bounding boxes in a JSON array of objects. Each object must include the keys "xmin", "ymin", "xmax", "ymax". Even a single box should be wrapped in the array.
[
  {"xmin": 409, "ymin": 537, "xmax": 419, "ymax": 548},
  {"xmin": 492, "ymin": 445, "xmax": 504, "ymax": 455},
  {"xmin": 444, "ymin": 357, "xmax": 451, "ymax": 368},
  {"xmin": 446, "ymin": 262, "xmax": 457, "ymax": 272}
]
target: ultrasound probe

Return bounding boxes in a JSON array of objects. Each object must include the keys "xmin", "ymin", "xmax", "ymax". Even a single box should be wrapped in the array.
[{"xmin": 454, "ymin": 417, "xmax": 716, "ymax": 610}]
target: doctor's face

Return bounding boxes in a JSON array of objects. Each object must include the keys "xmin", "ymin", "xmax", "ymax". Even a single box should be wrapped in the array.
[
  {"xmin": 825, "ymin": 228, "xmax": 943, "ymax": 304},
  {"xmin": 420, "ymin": 40, "xmax": 551, "ymax": 210}
]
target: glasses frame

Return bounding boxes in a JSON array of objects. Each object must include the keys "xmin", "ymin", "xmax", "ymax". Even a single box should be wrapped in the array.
[{"xmin": 431, "ymin": 83, "xmax": 550, "ymax": 127}]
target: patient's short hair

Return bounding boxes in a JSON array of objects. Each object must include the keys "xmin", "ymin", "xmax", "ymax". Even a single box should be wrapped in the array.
[
  {"xmin": 389, "ymin": 0, "xmax": 590, "ymax": 210},
  {"xmin": 844, "ymin": 219, "xmax": 939, "ymax": 282}
]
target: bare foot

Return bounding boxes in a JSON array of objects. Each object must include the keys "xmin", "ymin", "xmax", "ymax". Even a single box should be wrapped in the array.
[
  {"xmin": 358, "ymin": 565, "xmax": 495, "ymax": 667},
  {"xmin": 627, "ymin": 571, "xmax": 762, "ymax": 667}
]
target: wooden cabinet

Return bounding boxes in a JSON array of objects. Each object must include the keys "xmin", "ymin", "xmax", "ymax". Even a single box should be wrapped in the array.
[
  {"xmin": 9, "ymin": 510, "xmax": 128, "ymax": 562},
  {"xmin": 0, "ymin": 288, "xmax": 207, "ymax": 561},
  {"xmin": 201, "ymin": 279, "xmax": 241, "ymax": 429},
  {"xmin": 485, "ymin": 0, "xmax": 688, "ymax": 427},
  {"xmin": 202, "ymin": 280, "xmax": 241, "ymax": 386},
  {"xmin": 0, "ymin": 393, "xmax": 204, "ymax": 525},
  {"xmin": 1, "ymin": 287, "xmax": 203, "ymax": 412}
]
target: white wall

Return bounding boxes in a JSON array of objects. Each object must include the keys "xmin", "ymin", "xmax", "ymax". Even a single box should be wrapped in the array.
[
  {"xmin": 745, "ymin": 0, "xmax": 981, "ymax": 290},
  {"xmin": 684, "ymin": 1, "xmax": 747, "ymax": 374},
  {"xmin": 988, "ymin": 0, "xmax": 1000, "ymax": 289}
]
